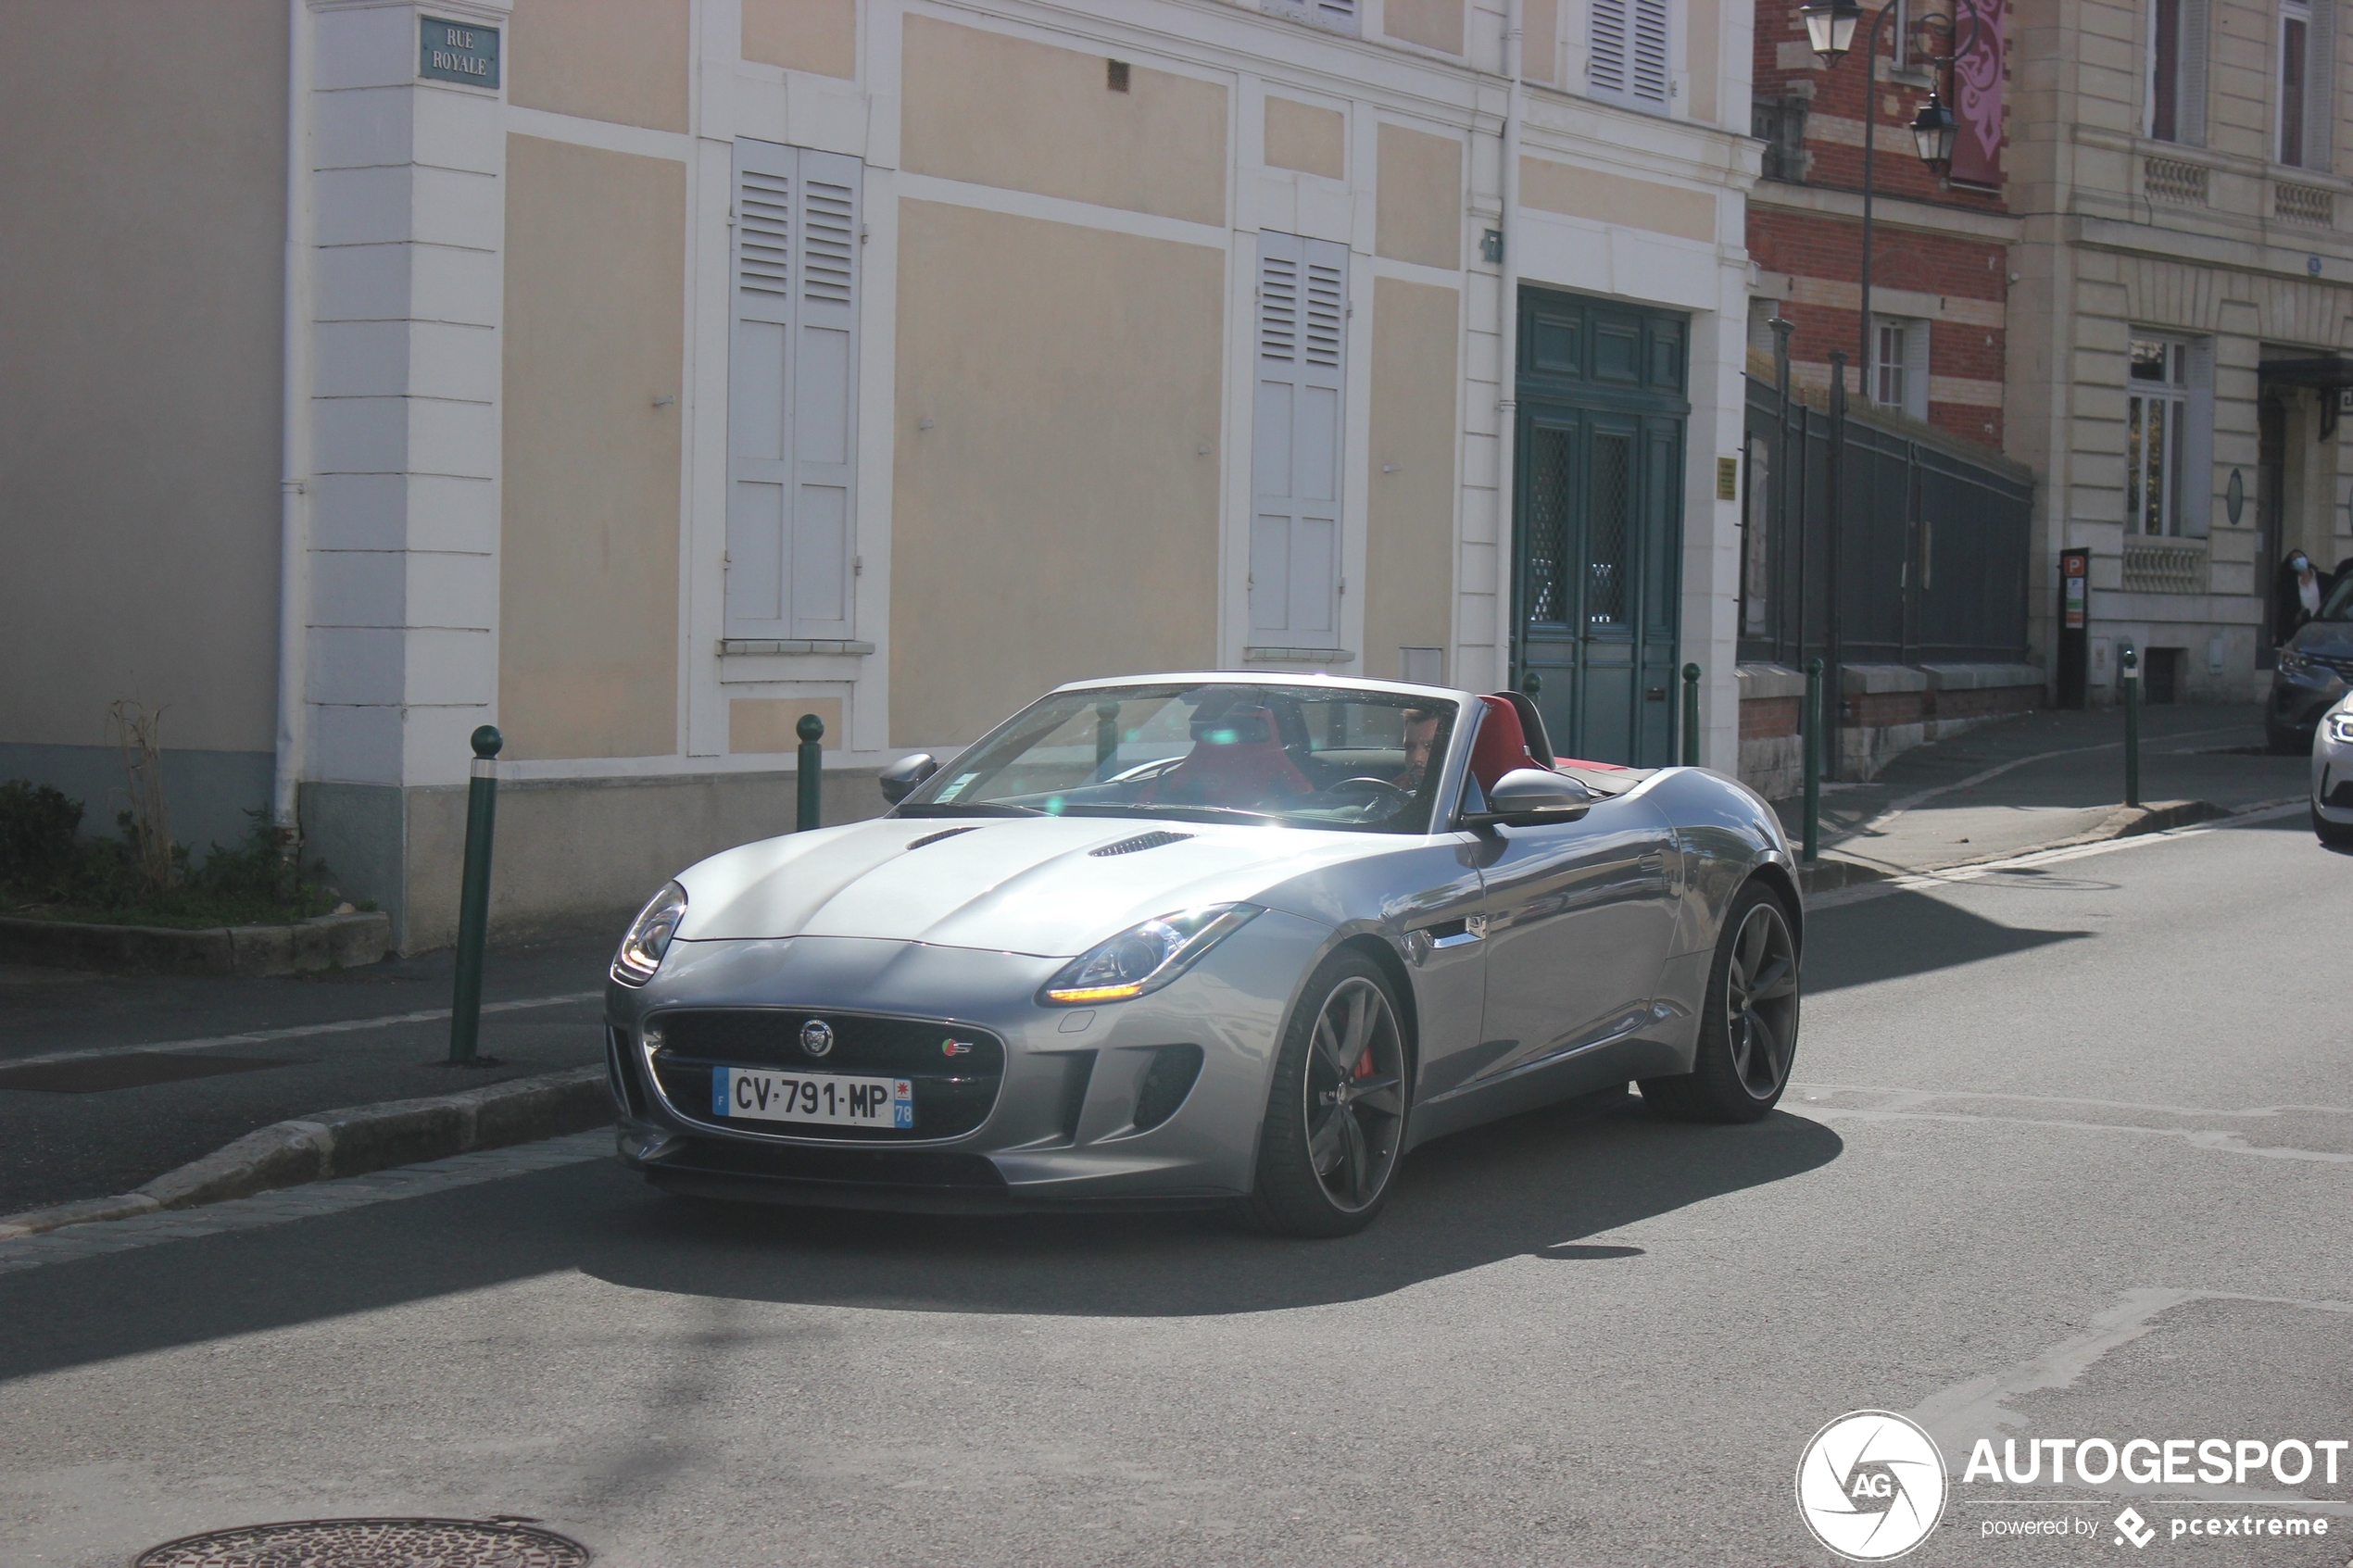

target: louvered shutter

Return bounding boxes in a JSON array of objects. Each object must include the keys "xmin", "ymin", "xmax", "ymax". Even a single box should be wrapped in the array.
[
  {"xmin": 1250, "ymin": 232, "xmax": 1347, "ymax": 647},
  {"xmin": 2304, "ymin": 0, "xmax": 2334, "ymax": 170},
  {"xmin": 1589, "ymin": 0, "xmax": 1670, "ymax": 110},
  {"xmin": 1903, "ymin": 320, "xmax": 1931, "ymax": 421},
  {"xmin": 1259, "ymin": 0, "xmax": 1360, "ymax": 35},
  {"xmin": 726, "ymin": 139, "xmax": 861, "ymax": 640},
  {"xmin": 2177, "ymin": 0, "xmax": 2209, "ymax": 144},
  {"xmin": 2183, "ymin": 338, "xmax": 2215, "ymax": 536}
]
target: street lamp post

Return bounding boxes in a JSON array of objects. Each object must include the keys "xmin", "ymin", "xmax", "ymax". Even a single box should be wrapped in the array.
[{"xmin": 1795, "ymin": 0, "xmax": 1981, "ymax": 781}]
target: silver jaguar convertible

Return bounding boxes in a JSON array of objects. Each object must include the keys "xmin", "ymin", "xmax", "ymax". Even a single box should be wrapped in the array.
[{"xmin": 604, "ymin": 673, "xmax": 1803, "ymax": 1236}]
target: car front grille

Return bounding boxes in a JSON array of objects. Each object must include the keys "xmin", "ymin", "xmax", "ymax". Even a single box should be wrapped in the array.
[
  {"xmin": 642, "ymin": 1008, "xmax": 1005, "ymax": 1142},
  {"xmin": 2306, "ymin": 651, "xmax": 2353, "ymax": 681}
]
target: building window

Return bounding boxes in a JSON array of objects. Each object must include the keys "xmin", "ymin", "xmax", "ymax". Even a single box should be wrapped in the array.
[
  {"xmin": 2280, "ymin": 0, "xmax": 2309, "ymax": 165},
  {"xmin": 2126, "ymin": 336, "xmax": 2219, "ymax": 536},
  {"xmin": 2275, "ymin": 0, "xmax": 2332, "ymax": 169},
  {"xmin": 1590, "ymin": 0, "xmax": 1672, "ymax": 112},
  {"xmin": 1872, "ymin": 316, "xmax": 1930, "ymax": 421},
  {"xmin": 2149, "ymin": 0, "xmax": 2210, "ymax": 144}
]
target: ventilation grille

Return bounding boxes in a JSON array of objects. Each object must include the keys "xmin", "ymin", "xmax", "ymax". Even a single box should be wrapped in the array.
[
  {"xmin": 1304, "ymin": 262, "xmax": 1342, "ymax": 368},
  {"xmin": 803, "ymin": 179, "xmax": 855, "ymax": 304},
  {"xmin": 1260, "ymin": 256, "xmax": 1299, "ymax": 362},
  {"xmin": 738, "ymin": 170, "xmax": 791, "ymax": 296},
  {"xmin": 2143, "ymin": 157, "xmax": 2208, "ymax": 206},
  {"xmin": 1089, "ymin": 831, "xmax": 1194, "ymax": 857},
  {"xmin": 906, "ymin": 826, "xmax": 985, "ymax": 851}
]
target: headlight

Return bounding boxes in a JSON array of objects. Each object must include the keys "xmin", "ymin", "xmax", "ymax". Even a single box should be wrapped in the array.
[
  {"xmin": 1038, "ymin": 904, "xmax": 1260, "ymax": 1006},
  {"xmin": 2328, "ymin": 712, "xmax": 2353, "ymax": 746},
  {"xmin": 2279, "ymin": 649, "xmax": 2312, "ymax": 677},
  {"xmin": 611, "ymin": 881, "xmax": 687, "ymax": 986}
]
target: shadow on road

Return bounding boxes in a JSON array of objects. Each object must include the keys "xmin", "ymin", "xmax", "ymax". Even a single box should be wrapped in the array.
[
  {"xmin": 0, "ymin": 1097, "xmax": 1840, "ymax": 1380},
  {"xmin": 1806, "ymin": 887, "xmax": 2092, "ymax": 995}
]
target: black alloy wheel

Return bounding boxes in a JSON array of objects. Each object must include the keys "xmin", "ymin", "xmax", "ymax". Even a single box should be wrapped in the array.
[
  {"xmin": 1642, "ymin": 881, "xmax": 1800, "ymax": 1123},
  {"xmin": 1240, "ymin": 950, "xmax": 1409, "ymax": 1237}
]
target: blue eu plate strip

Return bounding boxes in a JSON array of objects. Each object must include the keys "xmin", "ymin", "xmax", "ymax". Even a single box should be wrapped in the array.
[{"xmin": 713, "ymin": 1066, "xmax": 731, "ymax": 1116}]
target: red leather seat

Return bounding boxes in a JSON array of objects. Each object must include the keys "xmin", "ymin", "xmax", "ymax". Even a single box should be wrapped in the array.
[
  {"xmin": 1141, "ymin": 706, "xmax": 1314, "ymax": 808},
  {"xmin": 1469, "ymin": 695, "xmax": 1543, "ymax": 792}
]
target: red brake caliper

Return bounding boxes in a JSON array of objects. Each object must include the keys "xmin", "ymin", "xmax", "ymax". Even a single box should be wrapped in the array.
[{"xmin": 1353, "ymin": 1047, "xmax": 1376, "ymax": 1079}]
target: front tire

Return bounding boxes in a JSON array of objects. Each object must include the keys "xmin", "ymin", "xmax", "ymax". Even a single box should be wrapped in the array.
[
  {"xmin": 1239, "ymin": 950, "xmax": 1409, "ymax": 1238},
  {"xmin": 2314, "ymin": 804, "xmax": 2353, "ymax": 848},
  {"xmin": 1641, "ymin": 881, "xmax": 1800, "ymax": 1123}
]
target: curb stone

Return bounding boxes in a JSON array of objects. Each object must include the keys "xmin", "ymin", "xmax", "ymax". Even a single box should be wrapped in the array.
[
  {"xmin": 0, "ymin": 909, "xmax": 391, "ymax": 977},
  {"xmin": 0, "ymin": 1067, "xmax": 615, "ymax": 1240},
  {"xmin": 1793, "ymin": 797, "xmax": 2251, "ymax": 896}
]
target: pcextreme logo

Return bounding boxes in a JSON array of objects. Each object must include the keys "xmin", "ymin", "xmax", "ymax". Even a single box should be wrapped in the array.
[{"xmin": 1797, "ymin": 1411, "xmax": 1949, "ymax": 1562}]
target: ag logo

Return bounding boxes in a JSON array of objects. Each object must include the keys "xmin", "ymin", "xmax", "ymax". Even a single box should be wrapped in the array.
[
  {"xmin": 1795, "ymin": 1411, "xmax": 1947, "ymax": 1562},
  {"xmin": 799, "ymin": 1019, "xmax": 836, "ymax": 1058}
]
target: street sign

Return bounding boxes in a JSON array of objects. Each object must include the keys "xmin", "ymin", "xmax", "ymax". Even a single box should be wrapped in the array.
[{"xmin": 421, "ymin": 18, "xmax": 499, "ymax": 88}]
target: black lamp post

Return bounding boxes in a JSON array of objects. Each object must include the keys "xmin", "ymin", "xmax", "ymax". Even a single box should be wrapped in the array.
[{"xmin": 1793, "ymin": 0, "xmax": 1982, "ymax": 776}]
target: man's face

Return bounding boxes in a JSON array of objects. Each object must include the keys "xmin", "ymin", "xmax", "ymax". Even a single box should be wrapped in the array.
[{"xmin": 1401, "ymin": 716, "xmax": 1441, "ymax": 784}]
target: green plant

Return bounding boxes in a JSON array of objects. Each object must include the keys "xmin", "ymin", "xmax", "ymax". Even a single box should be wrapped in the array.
[{"xmin": 0, "ymin": 780, "xmax": 83, "ymax": 886}]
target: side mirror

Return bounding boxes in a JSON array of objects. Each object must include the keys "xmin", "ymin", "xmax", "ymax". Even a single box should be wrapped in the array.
[
  {"xmin": 878, "ymin": 753, "xmax": 938, "ymax": 805},
  {"xmin": 1466, "ymin": 767, "xmax": 1592, "ymax": 827}
]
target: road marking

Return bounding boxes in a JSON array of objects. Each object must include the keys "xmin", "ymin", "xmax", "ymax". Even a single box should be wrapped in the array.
[
  {"xmin": 0, "ymin": 1130, "xmax": 610, "ymax": 1276},
  {"xmin": 1799, "ymin": 1102, "xmax": 2353, "ymax": 1163},
  {"xmin": 1808, "ymin": 800, "xmax": 2308, "ymax": 909},
  {"xmin": 1790, "ymin": 1082, "xmax": 2353, "ymax": 1121},
  {"xmin": 1911, "ymin": 1287, "xmax": 2353, "ymax": 1513},
  {"xmin": 1, "ymin": 992, "xmax": 602, "ymax": 1071},
  {"xmin": 1851, "ymin": 723, "xmax": 2258, "ymax": 835}
]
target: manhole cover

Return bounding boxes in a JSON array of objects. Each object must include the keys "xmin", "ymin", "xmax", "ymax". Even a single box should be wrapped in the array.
[{"xmin": 134, "ymin": 1516, "xmax": 590, "ymax": 1568}]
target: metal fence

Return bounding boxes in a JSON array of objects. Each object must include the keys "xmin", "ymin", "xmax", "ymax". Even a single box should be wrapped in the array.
[{"xmin": 1739, "ymin": 371, "xmax": 2033, "ymax": 670}]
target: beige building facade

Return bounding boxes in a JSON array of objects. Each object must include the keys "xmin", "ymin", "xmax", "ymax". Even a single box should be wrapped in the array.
[
  {"xmin": 2, "ymin": 0, "xmax": 1761, "ymax": 948},
  {"xmin": 2009, "ymin": 0, "xmax": 2353, "ymax": 699}
]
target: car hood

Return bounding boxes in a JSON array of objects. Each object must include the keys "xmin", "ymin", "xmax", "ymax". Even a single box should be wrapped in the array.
[
  {"xmin": 670, "ymin": 815, "xmax": 1388, "ymax": 957},
  {"xmin": 2292, "ymin": 623, "xmax": 2353, "ymax": 657}
]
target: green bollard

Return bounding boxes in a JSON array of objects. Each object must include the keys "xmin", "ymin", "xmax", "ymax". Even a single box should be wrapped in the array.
[
  {"xmin": 796, "ymin": 713, "xmax": 825, "ymax": 832},
  {"xmin": 1802, "ymin": 659, "xmax": 1824, "ymax": 866},
  {"xmin": 447, "ymin": 724, "xmax": 502, "ymax": 1066},
  {"xmin": 2121, "ymin": 646, "xmax": 2141, "ymax": 808},
  {"xmin": 1680, "ymin": 663, "xmax": 1702, "ymax": 768}
]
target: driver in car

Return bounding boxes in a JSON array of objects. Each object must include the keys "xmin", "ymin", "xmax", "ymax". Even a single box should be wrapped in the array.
[{"xmin": 1392, "ymin": 709, "xmax": 1441, "ymax": 794}]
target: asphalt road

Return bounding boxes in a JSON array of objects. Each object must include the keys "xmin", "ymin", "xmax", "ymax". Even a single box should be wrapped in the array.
[{"xmin": 1, "ymin": 809, "xmax": 2347, "ymax": 1566}]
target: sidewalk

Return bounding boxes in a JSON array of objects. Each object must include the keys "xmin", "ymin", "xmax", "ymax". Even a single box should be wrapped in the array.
[
  {"xmin": 1768, "ymin": 703, "xmax": 2305, "ymax": 875},
  {"xmin": 0, "ymin": 931, "xmax": 611, "ymax": 1214}
]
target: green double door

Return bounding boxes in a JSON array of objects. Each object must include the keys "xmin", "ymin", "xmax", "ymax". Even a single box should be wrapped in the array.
[{"xmin": 1512, "ymin": 288, "xmax": 1688, "ymax": 768}]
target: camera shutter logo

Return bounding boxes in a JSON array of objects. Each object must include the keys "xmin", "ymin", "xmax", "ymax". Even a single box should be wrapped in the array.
[
  {"xmin": 1795, "ymin": 1411, "xmax": 1947, "ymax": 1561},
  {"xmin": 799, "ymin": 1019, "xmax": 836, "ymax": 1058}
]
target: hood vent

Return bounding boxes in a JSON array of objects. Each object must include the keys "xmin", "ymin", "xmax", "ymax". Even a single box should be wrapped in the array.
[
  {"xmin": 905, "ymin": 825, "xmax": 985, "ymax": 851},
  {"xmin": 1090, "ymin": 831, "xmax": 1193, "ymax": 858}
]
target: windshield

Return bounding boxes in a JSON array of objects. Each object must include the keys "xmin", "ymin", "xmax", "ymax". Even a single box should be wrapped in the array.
[
  {"xmin": 2320, "ymin": 574, "xmax": 2353, "ymax": 622},
  {"xmin": 900, "ymin": 683, "xmax": 1462, "ymax": 834}
]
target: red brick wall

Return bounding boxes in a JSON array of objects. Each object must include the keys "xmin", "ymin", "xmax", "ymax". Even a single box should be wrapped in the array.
[{"xmin": 1750, "ymin": 0, "xmax": 2012, "ymax": 453}]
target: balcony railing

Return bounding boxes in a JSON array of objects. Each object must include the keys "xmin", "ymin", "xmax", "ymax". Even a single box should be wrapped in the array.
[
  {"xmin": 2142, "ymin": 157, "xmax": 2208, "ymax": 207},
  {"xmin": 2121, "ymin": 542, "xmax": 2206, "ymax": 596},
  {"xmin": 2274, "ymin": 182, "xmax": 2336, "ymax": 227}
]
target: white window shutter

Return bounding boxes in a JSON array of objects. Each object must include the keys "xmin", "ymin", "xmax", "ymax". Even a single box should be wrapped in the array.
[
  {"xmin": 1589, "ymin": 0, "xmax": 1629, "ymax": 100},
  {"xmin": 2183, "ymin": 338, "xmax": 2215, "ymax": 537},
  {"xmin": 1903, "ymin": 320, "xmax": 1931, "ymax": 421},
  {"xmin": 1250, "ymin": 232, "xmax": 1346, "ymax": 646},
  {"xmin": 2178, "ymin": 0, "xmax": 2209, "ymax": 144},
  {"xmin": 726, "ymin": 138, "xmax": 860, "ymax": 640},
  {"xmin": 2305, "ymin": 0, "xmax": 2335, "ymax": 171},
  {"xmin": 1589, "ymin": 0, "xmax": 1669, "ymax": 110},
  {"xmin": 1260, "ymin": 0, "xmax": 1360, "ymax": 35}
]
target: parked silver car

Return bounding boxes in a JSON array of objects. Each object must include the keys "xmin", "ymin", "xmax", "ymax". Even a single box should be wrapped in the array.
[
  {"xmin": 603, "ymin": 673, "xmax": 1804, "ymax": 1236},
  {"xmin": 2311, "ymin": 691, "xmax": 2353, "ymax": 847}
]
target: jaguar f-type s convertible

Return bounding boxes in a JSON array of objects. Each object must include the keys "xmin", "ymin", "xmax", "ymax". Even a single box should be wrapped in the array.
[{"xmin": 605, "ymin": 673, "xmax": 1803, "ymax": 1236}]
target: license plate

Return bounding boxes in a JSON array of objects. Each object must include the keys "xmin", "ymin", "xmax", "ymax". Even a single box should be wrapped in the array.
[{"xmin": 711, "ymin": 1066, "xmax": 913, "ymax": 1129}]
